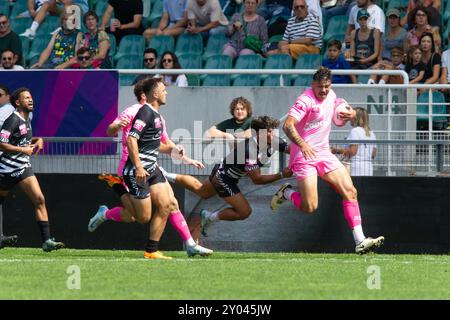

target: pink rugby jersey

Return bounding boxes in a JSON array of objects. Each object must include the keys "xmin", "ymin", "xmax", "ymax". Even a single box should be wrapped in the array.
[{"xmin": 288, "ymin": 88, "xmax": 337, "ymax": 158}]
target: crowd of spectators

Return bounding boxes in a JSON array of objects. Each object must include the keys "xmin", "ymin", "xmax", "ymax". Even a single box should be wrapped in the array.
[{"xmin": 0, "ymin": 0, "xmax": 450, "ymax": 87}]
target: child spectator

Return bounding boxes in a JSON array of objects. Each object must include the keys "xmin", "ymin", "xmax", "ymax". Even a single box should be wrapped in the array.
[
  {"xmin": 405, "ymin": 45, "xmax": 426, "ymax": 84},
  {"xmin": 322, "ymin": 39, "xmax": 356, "ymax": 84},
  {"xmin": 367, "ymin": 46, "xmax": 405, "ymax": 84}
]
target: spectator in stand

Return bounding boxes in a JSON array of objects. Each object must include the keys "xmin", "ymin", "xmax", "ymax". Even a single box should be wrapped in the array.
[
  {"xmin": 31, "ymin": 13, "xmax": 79, "ymax": 69},
  {"xmin": 381, "ymin": 8, "xmax": 408, "ymax": 61},
  {"xmin": 406, "ymin": 45, "xmax": 426, "ymax": 84},
  {"xmin": 133, "ymin": 48, "xmax": 158, "ymax": 85},
  {"xmin": 346, "ymin": 9, "xmax": 381, "ymax": 70},
  {"xmin": 0, "ymin": 49, "xmax": 25, "ymax": 70},
  {"xmin": 264, "ymin": 16, "xmax": 288, "ymax": 56},
  {"xmin": 100, "ymin": 0, "xmax": 144, "ymax": 45},
  {"xmin": 419, "ymin": 31, "xmax": 441, "ymax": 86},
  {"xmin": 222, "ymin": 0, "xmax": 268, "ymax": 59},
  {"xmin": 344, "ymin": 0, "xmax": 384, "ymax": 50},
  {"xmin": 75, "ymin": 11, "xmax": 111, "ymax": 69},
  {"xmin": 367, "ymin": 46, "xmax": 405, "ymax": 84},
  {"xmin": 186, "ymin": 0, "xmax": 228, "ymax": 39},
  {"xmin": 20, "ymin": 0, "xmax": 86, "ymax": 39},
  {"xmin": 322, "ymin": 39, "xmax": 357, "ymax": 84},
  {"xmin": 277, "ymin": 0, "xmax": 322, "ymax": 59},
  {"xmin": 143, "ymin": 0, "xmax": 188, "ymax": 42},
  {"xmin": 439, "ymin": 33, "xmax": 450, "ymax": 102},
  {"xmin": 55, "ymin": 46, "xmax": 99, "ymax": 69},
  {"xmin": 257, "ymin": 0, "xmax": 292, "ymax": 21},
  {"xmin": 406, "ymin": 5, "xmax": 441, "ymax": 53},
  {"xmin": 402, "ymin": 0, "xmax": 441, "ymax": 29},
  {"xmin": 0, "ymin": 14, "xmax": 23, "ymax": 66},
  {"xmin": 158, "ymin": 51, "xmax": 188, "ymax": 87}
]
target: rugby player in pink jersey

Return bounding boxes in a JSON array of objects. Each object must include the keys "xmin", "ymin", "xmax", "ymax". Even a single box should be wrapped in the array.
[
  {"xmin": 271, "ymin": 67, "xmax": 384, "ymax": 254},
  {"xmin": 88, "ymin": 80, "xmax": 212, "ymax": 258}
]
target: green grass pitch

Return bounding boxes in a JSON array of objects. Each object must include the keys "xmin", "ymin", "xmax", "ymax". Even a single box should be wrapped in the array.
[{"xmin": 1, "ymin": 248, "xmax": 450, "ymax": 299}]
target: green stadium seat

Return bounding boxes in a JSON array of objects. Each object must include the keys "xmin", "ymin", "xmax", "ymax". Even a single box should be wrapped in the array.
[
  {"xmin": 323, "ymin": 15, "xmax": 347, "ymax": 44},
  {"xmin": 95, "ymin": 0, "xmax": 109, "ymax": 17},
  {"xmin": 445, "ymin": 1, "xmax": 450, "ymax": 24},
  {"xmin": 108, "ymin": 33, "xmax": 116, "ymax": 59},
  {"xmin": 386, "ymin": 0, "xmax": 409, "ymax": 11},
  {"xmin": 263, "ymin": 54, "xmax": 292, "ymax": 86},
  {"xmin": 292, "ymin": 75, "xmax": 312, "ymax": 87},
  {"xmin": 232, "ymin": 54, "xmax": 263, "ymax": 86},
  {"xmin": 117, "ymin": 55, "xmax": 142, "ymax": 85},
  {"xmin": 9, "ymin": 17, "xmax": 31, "ymax": 34},
  {"xmin": 148, "ymin": 0, "xmax": 163, "ymax": 25},
  {"xmin": 26, "ymin": 34, "xmax": 52, "ymax": 65},
  {"xmin": 113, "ymin": 35, "xmax": 145, "ymax": 62},
  {"xmin": 149, "ymin": 35, "xmax": 175, "ymax": 56},
  {"xmin": 202, "ymin": 54, "xmax": 232, "ymax": 86},
  {"xmin": 175, "ymin": 33, "xmax": 203, "ymax": 56},
  {"xmin": 178, "ymin": 53, "xmax": 202, "ymax": 69},
  {"xmin": 203, "ymin": 33, "xmax": 228, "ymax": 61},
  {"xmin": 9, "ymin": 0, "xmax": 28, "ymax": 18},
  {"xmin": 186, "ymin": 74, "xmax": 200, "ymax": 86},
  {"xmin": 35, "ymin": 15, "xmax": 59, "ymax": 36},
  {"xmin": 0, "ymin": 0, "xmax": 10, "ymax": 16},
  {"xmin": 417, "ymin": 91, "xmax": 448, "ymax": 130},
  {"xmin": 20, "ymin": 36, "xmax": 30, "ymax": 64},
  {"xmin": 294, "ymin": 53, "xmax": 322, "ymax": 70}
]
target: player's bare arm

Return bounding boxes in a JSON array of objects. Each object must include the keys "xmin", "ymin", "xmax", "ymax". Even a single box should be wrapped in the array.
[
  {"xmin": 283, "ymin": 116, "xmax": 316, "ymax": 160},
  {"xmin": 247, "ymin": 167, "xmax": 293, "ymax": 185},
  {"xmin": 106, "ymin": 119, "xmax": 130, "ymax": 136},
  {"xmin": 127, "ymin": 135, "xmax": 149, "ymax": 185},
  {"xmin": 0, "ymin": 142, "xmax": 35, "ymax": 156}
]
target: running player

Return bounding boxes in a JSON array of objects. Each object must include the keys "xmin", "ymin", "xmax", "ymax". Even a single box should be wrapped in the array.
[
  {"xmin": 0, "ymin": 88, "xmax": 64, "ymax": 252},
  {"xmin": 270, "ymin": 67, "xmax": 384, "ymax": 254},
  {"xmin": 88, "ymin": 80, "xmax": 212, "ymax": 257},
  {"xmin": 164, "ymin": 116, "xmax": 292, "ymax": 237}
]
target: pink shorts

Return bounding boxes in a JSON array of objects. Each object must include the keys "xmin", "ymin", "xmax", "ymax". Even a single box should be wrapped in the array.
[{"xmin": 290, "ymin": 150, "xmax": 343, "ymax": 181}]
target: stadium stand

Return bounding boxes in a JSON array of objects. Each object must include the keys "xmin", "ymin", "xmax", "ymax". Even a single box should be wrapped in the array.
[
  {"xmin": 149, "ymin": 35, "xmax": 176, "ymax": 56},
  {"xmin": 113, "ymin": 34, "xmax": 145, "ymax": 62},
  {"xmin": 175, "ymin": 33, "xmax": 203, "ymax": 56},
  {"xmin": 417, "ymin": 91, "xmax": 448, "ymax": 130},
  {"xmin": 232, "ymin": 54, "xmax": 263, "ymax": 86},
  {"xmin": 202, "ymin": 54, "xmax": 232, "ymax": 86},
  {"xmin": 203, "ymin": 33, "xmax": 228, "ymax": 61},
  {"xmin": 263, "ymin": 53, "xmax": 293, "ymax": 86}
]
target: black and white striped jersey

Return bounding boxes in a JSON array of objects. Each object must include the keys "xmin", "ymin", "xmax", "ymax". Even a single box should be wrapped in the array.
[
  {"xmin": 123, "ymin": 104, "xmax": 163, "ymax": 174},
  {"xmin": 0, "ymin": 111, "xmax": 33, "ymax": 173},
  {"xmin": 217, "ymin": 136, "xmax": 288, "ymax": 181}
]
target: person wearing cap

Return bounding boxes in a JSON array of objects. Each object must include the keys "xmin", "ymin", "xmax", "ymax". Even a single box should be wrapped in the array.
[
  {"xmin": 345, "ymin": 0, "xmax": 384, "ymax": 48},
  {"xmin": 346, "ymin": 8, "xmax": 381, "ymax": 73},
  {"xmin": 381, "ymin": 8, "xmax": 408, "ymax": 61}
]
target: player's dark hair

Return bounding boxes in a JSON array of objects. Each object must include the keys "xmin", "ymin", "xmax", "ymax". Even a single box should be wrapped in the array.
[
  {"xmin": 10, "ymin": 87, "xmax": 30, "ymax": 108},
  {"xmin": 251, "ymin": 116, "xmax": 279, "ymax": 132},
  {"xmin": 327, "ymin": 39, "xmax": 342, "ymax": 50},
  {"xmin": 0, "ymin": 85, "xmax": 9, "ymax": 95},
  {"xmin": 229, "ymin": 96, "xmax": 253, "ymax": 118},
  {"xmin": 313, "ymin": 66, "xmax": 332, "ymax": 83},
  {"xmin": 141, "ymin": 77, "xmax": 163, "ymax": 101},
  {"xmin": 133, "ymin": 80, "xmax": 145, "ymax": 102}
]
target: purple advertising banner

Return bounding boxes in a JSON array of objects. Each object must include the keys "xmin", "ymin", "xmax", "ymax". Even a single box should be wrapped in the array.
[{"xmin": 1, "ymin": 70, "xmax": 118, "ymax": 154}]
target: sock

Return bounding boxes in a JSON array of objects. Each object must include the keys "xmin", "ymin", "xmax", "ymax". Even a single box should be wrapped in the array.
[
  {"xmin": 207, "ymin": 211, "xmax": 220, "ymax": 222},
  {"xmin": 112, "ymin": 183, "xmax": 128, "ymax": 197},
  {"xmin": 169, "ymin": 211, "xmax": 193, "ymax": 244},
  {"xmin": 379, "ymin": 79, "xmax": 386, "ymax": 85},
  {"xmin": 165, "ymin": 172, "xmax": 178, "ymax": 183},
  {"xmin": 0, "ymin": 205, "xmax": 3, "ymax": 236},
  {"xmin": 342, "ymin": 200, "xmax": 365, "ymax": 244},
  {"xmin": 289, "ymin": 192, "xmax": 302, "ymax": 210},
  {"xmin": 37, "ymin": 221, "xmax": 50, "ymax": 242},
  {"xmin": 30, "ymin": 21, "xmax": 39, "ymax": 32},
  {"xmin": 145, "ymin": 239, "xmax": 159, "ymax": 253},
  {"xmin": 283, "ymin": 188, "xmax": 295, "ymax": 200},
  {"xmin": 105, "ymin": 207, "xmax": 122, "ymax": 222}
]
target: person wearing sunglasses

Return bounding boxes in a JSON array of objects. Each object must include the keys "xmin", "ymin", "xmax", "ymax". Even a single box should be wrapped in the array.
[
  {"xmin": 133, "ymin": 48, "xmax": 158, "ymax": 85},
  {"xmin": 56, "ymin": 47, "xmax": 98, "ymax": 69},
  {"xmin": 157, "ymin": 51, "xmax": 188, "ymax": 87},
  {"xmin": 0, "ymin": 14, "xmax": 23, "ymax": 67},
  {"xmin": 0, "ymin": 49, "xmax": 24, "ymax": 70}
]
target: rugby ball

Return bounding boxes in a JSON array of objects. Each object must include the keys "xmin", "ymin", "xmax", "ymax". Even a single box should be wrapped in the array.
[{"xmin": 333, "ymin": 99, "xmax": 352, "ymax": 127}]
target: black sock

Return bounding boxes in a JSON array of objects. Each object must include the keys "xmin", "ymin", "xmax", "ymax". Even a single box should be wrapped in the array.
[
  {"xmin": 112, "ymin": 183, "xmax": 128, "ymax": 198},
  {"xmin": 145, "ymin": 240, "xmax": 159, "ymax": 253},
  {"xmin": 0, "ymin": 205, "xmax": 3, "ymax": 237},
  {"xmin": 37, "ymin": 221, "xmax": 50, "ymax": 243}
]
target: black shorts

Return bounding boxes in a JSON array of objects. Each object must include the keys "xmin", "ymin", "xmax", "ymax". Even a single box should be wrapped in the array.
[
  {"xmin": 209, "ymin": 164, "xmax": 240, "ymax": 198},
  {"xmin": 123, "ymin": 166, "xmax": 167, "ymax": 199},
  {"xmin": 0, "ymin": 167, "xmax": 35, "ymax": 190}
]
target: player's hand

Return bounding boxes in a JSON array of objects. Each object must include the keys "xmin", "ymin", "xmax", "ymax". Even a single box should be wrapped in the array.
[
  {"xmin": 339, "ymin": 106, "xmax": 355, "ymax": 122},
  {"xmin": 281, "ymin": 167, "xmax": 293, "ymax": 178},
  {"xmin": 117, "ymin": 118, "xmax": 130, "ymax": 128},
  {"xmin": 185, "ymin": 158, "xmax": 205, "ymax": 169},
  {"xmin": 135, "ymin": 167, "xmax": 150, "ymax": 185},
  {"xmin": 33, "ymin": 138, "xmax": 44, "ymax": 155},
  {"xmin": 171, "ymin": 145, "xmax": 184, "ymax": 159},
  {"xmin": 330, "ymin": 146, "xmax": 338, "ymax": 154},
  {"xmin": 21, "ymin": 145, "xmax": 35, "ymax": 156},
  {"xmin": 300, "ymin": 142, "xmax": 316, "ymax": 160}
]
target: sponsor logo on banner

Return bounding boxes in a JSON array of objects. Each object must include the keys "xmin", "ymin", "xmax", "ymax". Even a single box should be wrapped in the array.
[
  {"xmin": 154, "ymin": 117, "xmax": 162, "ymax": 129},
  {"xmin": 19, "ymin": 124, "xmax": 27, "ymax": 135},
  {"xmin": 133, "ymin": 119, "xmax": 146, "ymax": 132},
  {"xmin": 0, "ymin": 129, "xmax": 11, "ymax": 140}
]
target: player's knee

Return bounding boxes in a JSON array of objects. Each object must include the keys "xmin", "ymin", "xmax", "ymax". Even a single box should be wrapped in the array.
[
  {"xmin": 302, "ymin": 203, "xmax": 318, "ymax": 214},
  {"xmin": 344, "ymin": 186, "xmax": 357, "ymax": 200},
  {"xmin": 135, "ymin": 214, "xmax": 150, "ymax": 224},
  {"xmin": 33, "ymin": 193, "xmax": 46, "ymax": 207},
  {"xmin": 238, "ymin": 207, "xmax": 252, "ymax": 220}
]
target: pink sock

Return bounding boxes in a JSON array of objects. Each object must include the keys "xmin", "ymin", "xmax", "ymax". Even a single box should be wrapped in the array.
[
  {"xmin": 342, "ymin": 200, "xmax": 362, "ymax": 229},
  {"xmin": 169, "ymin": 211, "xmax": 191, "ymax": 241},
  {"xmin": 105, "ymin": 207, "xmax": 122, "ymax": 222},
  {"xmin": 290, "ymin": 192, "xmax": 302, "ymax": 210}
]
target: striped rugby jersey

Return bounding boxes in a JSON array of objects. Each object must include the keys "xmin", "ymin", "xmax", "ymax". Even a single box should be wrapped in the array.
[
  {"xmin": 0, "ymin": 111, "xmax": 33, "ymax": 173},
  {"xmin": 123, "ymin": 104, "xmax": 163, "ymax": 174}
]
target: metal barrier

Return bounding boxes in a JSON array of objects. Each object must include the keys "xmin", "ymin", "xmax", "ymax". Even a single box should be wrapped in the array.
[{"xmin": 30, "ymin": 137, "xmax": 450, "ymax": 177}]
